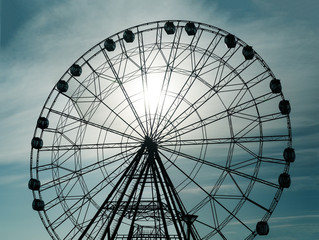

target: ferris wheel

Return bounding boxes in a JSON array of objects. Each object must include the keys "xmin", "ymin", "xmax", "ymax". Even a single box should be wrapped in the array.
[{"xmin": 29, "ymin": 20, "xmax": 295, "ymax": 239}]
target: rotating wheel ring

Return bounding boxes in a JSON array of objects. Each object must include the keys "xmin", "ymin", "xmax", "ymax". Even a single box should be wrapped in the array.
[{"xmin": 29, "ymin": 20, "xmax": 293, "ymax": 240}]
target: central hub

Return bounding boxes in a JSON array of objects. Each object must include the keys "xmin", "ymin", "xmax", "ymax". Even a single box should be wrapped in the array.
[{"xmin": 144, "ymin": 136, "xmax": 158, "ymax": 153}]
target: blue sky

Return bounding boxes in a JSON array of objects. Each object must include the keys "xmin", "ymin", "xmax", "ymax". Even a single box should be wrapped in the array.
[{"xmin": 0, "ymin": 0, "xmax": 318, "ymax": 239}]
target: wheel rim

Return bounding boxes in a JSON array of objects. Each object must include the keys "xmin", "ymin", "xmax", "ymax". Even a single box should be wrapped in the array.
[{"xmin": 30, "ymin": 20, "xmax": 293, "ymax": 239}]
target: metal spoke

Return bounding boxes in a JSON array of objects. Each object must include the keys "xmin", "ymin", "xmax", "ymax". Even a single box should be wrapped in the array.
[
  {"xmin": 158, "ymin": 149, "xmax": 254, "ymax": 235},
  {"xmin": 48, "ymin": 108, "xmax": 142, "ymax": 142},
  {"xmin": 100, "ymin": 46, "xmax": 147, "ymax": 136},
  {"xmin": 159, "ymin": 146, "xmax": 279, "ymax": 189}
]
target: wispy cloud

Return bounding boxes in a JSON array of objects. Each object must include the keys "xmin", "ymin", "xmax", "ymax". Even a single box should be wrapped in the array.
[
  {"xmin": 271, "ymin": 214, "xmax": 319, "ymax": 222},
  {"xmin": 0, "ymin": 173, "xmax": 26, "ymax": 186},
  {"xmin": 269, "ymin": 214, "xmax": 319, "ymax": 238},
  {"xmin": 228, "ymin": 214, "xmax": 319, "ymax": 226}
]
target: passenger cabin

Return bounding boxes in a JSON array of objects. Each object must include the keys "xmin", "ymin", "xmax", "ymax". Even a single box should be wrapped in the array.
[
  {"xmin": 104, "ymin": 38, "xmax": 116, "ymax": 51},
  {"xmin": 28, "ymin": 178, "xmax": 41, "ymax": 190},
  {"xmin": 279, "ymin": 100, "xmax": 291, "ymax": 115},
  {"xmin": 278, "ymin": 173, "xmax": 291, "ymax": 188},
  {"xmin": 185, "ymin": 22, "xmax": 197, "ymax": 36},
  {"xmin": 224, "ymin": 34, "xmax": 236, "ymax": 48},
  {"xmin": 164, "ymin": 21, "xmax": 176, "ymax": 35},
  {"xmin": 270, "ymin": 79, "xmax": 282, "ymax": 94},
  {"xmin": 32, "ymin": 199, "xmax": 44, "ymax": 211},
  {"xmin": 57, "ymin": 80, "xmax": 68, "ymax": 93},
  {"xmin": 284, "ymin": 147, "xmax": 295, "ymax": 163},
  {"xmin": 242, "ymin": 45, "xmax": 254, "ymax": 60},
  {"xmin": 31, "ymin": 137, "xmax": 43, "ymax": 149},
  {"xmin": 37, "ymin": 117, "xmax": 49, "ymax": 129},
  {"xmin": 70, "ymin": 64, "xmax": 82, "ymax": 77},
  {"xmin": 123, "ymin": 30, "xmax": 135, "ymax": 43},
  {"xmin": 256, "ymin": 221, "xmax": 269, "ymax": 235}
]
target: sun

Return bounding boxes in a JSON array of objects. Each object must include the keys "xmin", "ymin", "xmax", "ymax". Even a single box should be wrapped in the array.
[{"xmin": 133, "ymin": 73, "xmax": 166, "ymax": 117}]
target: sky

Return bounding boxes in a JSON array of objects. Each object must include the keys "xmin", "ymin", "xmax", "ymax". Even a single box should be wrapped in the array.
[{"xmin": 0, "ymin": 0, "xmax": 318, "ymax": 239}]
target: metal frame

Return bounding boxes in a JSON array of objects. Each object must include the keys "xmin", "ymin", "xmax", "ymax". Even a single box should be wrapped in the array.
[{"xmin": 29, "ymin": 20, "xmax": 293, "ymax": 239}]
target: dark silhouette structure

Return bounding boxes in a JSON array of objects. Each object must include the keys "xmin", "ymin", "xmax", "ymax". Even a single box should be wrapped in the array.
[{"xmin": 29, "ymin": 20, "xmax": 294, "ymax": 239}]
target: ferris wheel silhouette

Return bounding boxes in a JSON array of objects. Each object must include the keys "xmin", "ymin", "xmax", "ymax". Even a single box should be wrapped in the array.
[{"xmin": 29, "ymin": 20, "xmax": 294, "ymax": 239}]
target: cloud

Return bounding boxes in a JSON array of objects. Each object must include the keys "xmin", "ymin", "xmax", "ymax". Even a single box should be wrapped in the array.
[
  {"xmin": 228, "ymin": 213, "xmax": 319, "ymax": 226},
  {"xmin": 0, "ymin": 173, "xmax": 26, "ymax": 186},
  {"xmin": 271, "ymin": 214, "xmax": 319, "ymax": 222},
  {"xmin": 269, "ymin": 214, "xmax": 319, "ymax": 238}
]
